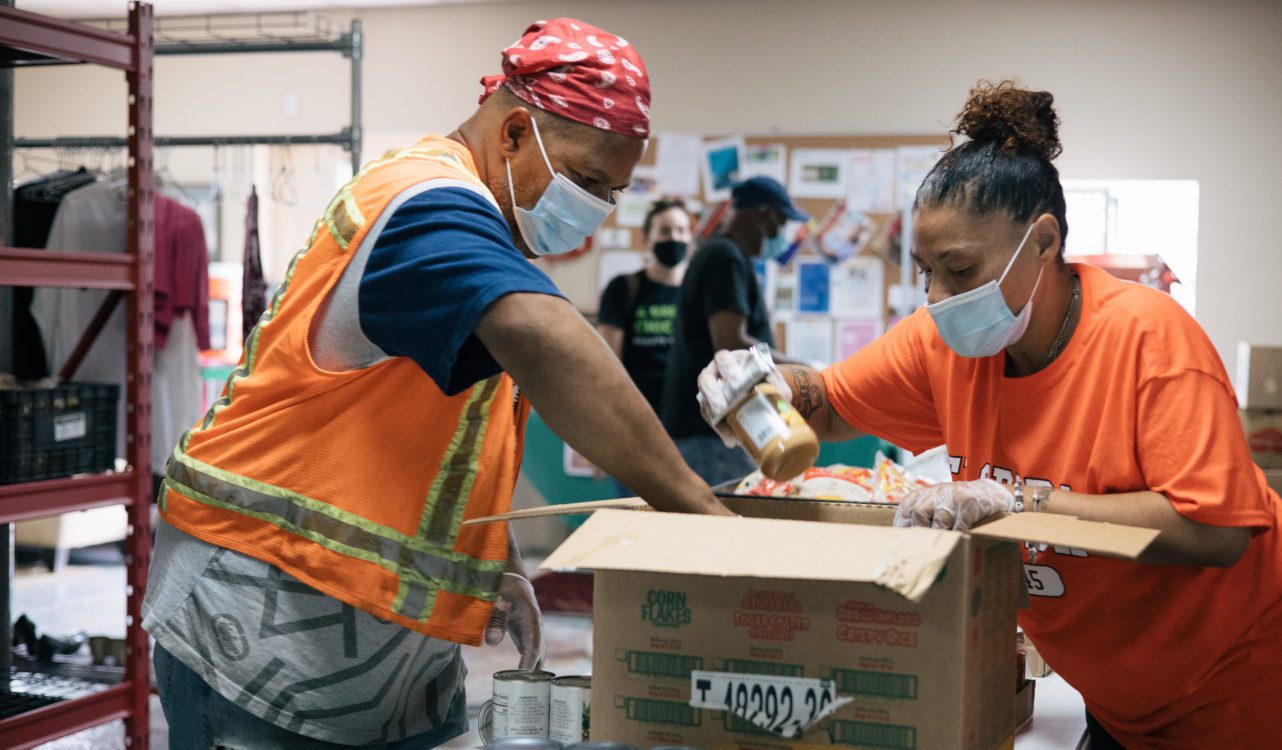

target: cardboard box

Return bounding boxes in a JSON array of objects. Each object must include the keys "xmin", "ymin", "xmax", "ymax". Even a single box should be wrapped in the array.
[
  {"xmin": 1241, "ymin": 410, "xmax": 1282, "ymax": 469},
  {"xmin": 518, "ymin": 498, "xmax": 1157, "ymax": 750},
  {"xmin": 1236, "ymin": 343, "xmax": 1282, "ymax": 410}
]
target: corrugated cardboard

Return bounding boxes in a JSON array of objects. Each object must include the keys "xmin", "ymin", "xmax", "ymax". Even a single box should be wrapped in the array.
[
  {"xmin": 516, "ymin": 499, "xmax": 1157, "ymax": 749},
  {"xmin": 1241, "ymin": 410, "xmax": 1282, "ymax": 469},
  {"xmin": 1236, "ymin": 342, "xmax": 1282, "ymax": 410}
]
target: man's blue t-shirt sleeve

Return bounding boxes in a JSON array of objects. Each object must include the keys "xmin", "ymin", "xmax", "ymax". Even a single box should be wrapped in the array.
[{"xmin": 357, "ymin": 185, "xmax": 563, "ymax": 395}]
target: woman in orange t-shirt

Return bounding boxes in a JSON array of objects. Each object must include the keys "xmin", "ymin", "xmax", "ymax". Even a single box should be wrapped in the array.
[{"xmin": 698, "ymin": 81, "xmax": 1282, "ymax": 749}]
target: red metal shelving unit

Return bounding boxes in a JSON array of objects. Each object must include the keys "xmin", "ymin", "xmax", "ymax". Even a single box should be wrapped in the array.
[{"xmin": 0, "ymin": 3, "xmax": 154, "ymax": 748}]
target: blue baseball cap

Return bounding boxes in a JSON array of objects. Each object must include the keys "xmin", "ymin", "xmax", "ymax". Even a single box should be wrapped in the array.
[{"xmin": 731, "ymin": 176, "xmax": 808, "ymax": 222}]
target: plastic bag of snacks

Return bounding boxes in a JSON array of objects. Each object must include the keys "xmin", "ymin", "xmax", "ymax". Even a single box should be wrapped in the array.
[
  {"xmin": 732, "ymin": 454, "xmax": 932, "ymax": 504},
  {"xmin": 871, "ymin": 451, "xmax": 935, "ymax": 503}
]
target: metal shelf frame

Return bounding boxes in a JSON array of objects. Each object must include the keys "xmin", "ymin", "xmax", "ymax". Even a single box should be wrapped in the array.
[
  {"xmin": 0, "ymin": 3, "xmax": 154, "ymax": 748},
  {"xmin": 11, "ymin": 15, "xmax": 364, "ymax": 174}
]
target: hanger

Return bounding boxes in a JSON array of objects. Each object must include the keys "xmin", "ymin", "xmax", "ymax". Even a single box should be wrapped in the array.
[{"xmin": 271, "ymin": 145, "xmax": 297, "ymax": 206}]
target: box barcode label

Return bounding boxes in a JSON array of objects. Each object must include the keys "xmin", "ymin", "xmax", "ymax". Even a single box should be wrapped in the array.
[
  {"xmin": 624, "ymin": 651, "xmax": 702, "ymax": 678},
  {"xmin": 53, "ymin": 413, "xmax": 87, "ymax": 442},
  {"xmin": 625, "ymin": 697, "xmax": 701, "ymax": 727},
  {"xmin": 832, "ymin": 669, "xmax": 918, "ymax": 699},
  {"xmin": 723, "ymin": 659, "xmax": 803, "ymax": 677},
  {"xmin": 830, "ymin": 719, "xmax": 917, "ymax": 749}
]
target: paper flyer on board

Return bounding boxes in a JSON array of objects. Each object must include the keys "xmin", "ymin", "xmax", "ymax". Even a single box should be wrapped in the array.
[
  {"xmin": 655, "ymin": 133, "xmax": 703, "ymax": 196},
  {"xmin": 701, "ymin": 136, "xmax": 746, "ymax": 201},
  {"xmin": 848, "ymin": 148, "xmax": 896, "ymax": 212}
]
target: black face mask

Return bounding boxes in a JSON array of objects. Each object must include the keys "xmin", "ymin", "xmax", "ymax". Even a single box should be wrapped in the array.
[{"xmin": 652, "ymin": 240, "xmax": 689, "ymax": 267}]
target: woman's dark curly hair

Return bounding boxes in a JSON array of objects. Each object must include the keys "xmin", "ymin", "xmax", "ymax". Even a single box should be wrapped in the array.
[{"xmin": 915, "ymin": 80, "xmax": 1069, "ymax": 252}]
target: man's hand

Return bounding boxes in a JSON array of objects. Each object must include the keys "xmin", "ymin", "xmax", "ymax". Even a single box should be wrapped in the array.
[
  {"xmin": 484, "ymin": 573, "xmax": 545, "ymax": 670},
  {"xmin": 697, "ymin": 345, "xmax": 792, "ymax": 447},
  {"xmin": 894, "ymin": 479, "xmax": 1014, "ymax": 531}
]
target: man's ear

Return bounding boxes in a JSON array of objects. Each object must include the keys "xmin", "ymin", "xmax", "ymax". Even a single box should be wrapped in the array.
[{"xmin": 499, "ymin": 107, "xmax": 533, "ymax": 159}]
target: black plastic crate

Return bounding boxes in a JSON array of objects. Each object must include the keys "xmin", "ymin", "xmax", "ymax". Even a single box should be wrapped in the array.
[{"xmin": 0, "ymin": 383, "xmax": 119, "ymax": 485}]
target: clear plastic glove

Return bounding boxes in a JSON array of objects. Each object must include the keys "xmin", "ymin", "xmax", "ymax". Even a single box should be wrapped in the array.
[
  {"xmin": 893, "ymin": 478, "xmax": 1014, "ymax": 531},
  {"xmin": 484, "ymin": 572, "xmax": 545, "ymax": 669},
  {"xmin": 697, "ymin": 344, "xmax": 793, "ymax": 448}
]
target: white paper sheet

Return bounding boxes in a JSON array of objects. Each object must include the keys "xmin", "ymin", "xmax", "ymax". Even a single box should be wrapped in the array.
[
  {"xmin": 785, "ymin": 317, "xmax": 834, "ymax": 365},
  {"xmin": 597, "ymin": 249, "xmax": 646, "ymax": 292},
  {"xmin": 848, "ymin": 148, "xmax": 896, "ymax": 213},
  {"xmin": 789, "ymin": 148, "xmax": 854, "ymax": 199},
  {"xmin": 701, "ymin": 136, "xmax": 746, "ymax": 201},
  {"xmin": 740, "ymin": 143, "xmax": 788, "ymax": 184},
  {"xmin": 616, "ymin": 165, "xmax": 658, "ymax": 228},
  {"xmin": 655, "ymin": 133, "xmax": 703, "ymax": 196},
  {"xmin": 830, "ymin": 255, "xmax": 885, "ymax": 319},
  {"xmin": 895, "ymin": 145, "xmax": 943, "ymax": 209}
]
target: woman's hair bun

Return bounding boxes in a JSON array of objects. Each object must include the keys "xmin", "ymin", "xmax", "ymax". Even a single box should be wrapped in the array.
[{"xmin": 955, "ymin": 79, "xmax": 1062, "ymax": 161}]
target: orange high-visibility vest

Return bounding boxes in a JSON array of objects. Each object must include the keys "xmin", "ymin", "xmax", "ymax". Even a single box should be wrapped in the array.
[{"xmin": 162, "ymin": 136, "xmax": 528, "ymax": 645}]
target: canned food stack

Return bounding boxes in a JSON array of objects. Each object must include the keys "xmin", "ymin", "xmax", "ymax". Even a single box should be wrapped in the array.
[{"xmin": 482, "ymin": 670, "xmax": 593, "ymax": 747}]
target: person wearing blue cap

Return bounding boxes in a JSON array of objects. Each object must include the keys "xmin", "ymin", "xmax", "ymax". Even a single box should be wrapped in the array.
[{"xmin": 659, "ymin": 176, "xmax": 809, "ymax": 485}]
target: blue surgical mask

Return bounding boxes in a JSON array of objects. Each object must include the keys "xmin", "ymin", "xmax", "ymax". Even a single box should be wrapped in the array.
[
  {"xmin": 761, "ymin": 225, "xmax": 789, "ymax": 260},
  {"xmin": 506, "ymin": 117, "xmax": 614, "ymax": 256},
  {"xmin": 926, "ymin": 222, "xmax": 1043, "ymax": 358}
]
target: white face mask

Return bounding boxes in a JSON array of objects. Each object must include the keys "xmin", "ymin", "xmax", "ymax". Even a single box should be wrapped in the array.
[
  {"xmin": 505, "ymin": 117, "xmax": 615, "ymax": 256},
  {"xmin": 925, "ymin": 222, "xmax": 1042, "ymax": 358}
]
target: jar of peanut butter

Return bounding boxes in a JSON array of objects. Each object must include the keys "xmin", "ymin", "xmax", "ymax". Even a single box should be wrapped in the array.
[{"xmin": 724, "ymin": 382, "xmax": 820, "ymax": 481}]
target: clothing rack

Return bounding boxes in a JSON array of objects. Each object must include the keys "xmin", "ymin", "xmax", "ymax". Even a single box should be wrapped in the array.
[
  {"xmin": 0, "ymin": 3, "xmax": 155, "ymax": 747},
  {"xmin": 14, "ymin": 15, "xmax": 363, "ymax": 174}
]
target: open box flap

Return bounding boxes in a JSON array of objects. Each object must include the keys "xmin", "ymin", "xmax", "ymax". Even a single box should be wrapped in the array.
[
  {"xmin": 463, "ymin": 497, "xmax": 649, "ymax": 526},
  {"xmin": 540, "ymin": 509, "xmax": 962, "ymax": 603},
  {"xmin": 971, "ymin": 512, "xmax": 1158, "ymax": 559}
]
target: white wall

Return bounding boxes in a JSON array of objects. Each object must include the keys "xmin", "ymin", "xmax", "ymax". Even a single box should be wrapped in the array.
[{"xmin": 15, "ymin": 0, "xmax": 1282, "ymax": 372}]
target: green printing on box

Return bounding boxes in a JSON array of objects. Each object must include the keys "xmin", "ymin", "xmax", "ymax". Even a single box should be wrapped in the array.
[
  {"xmin": 830, "ymin": 719, "xmax": 917, "ymax": 750},
  {"xmin": 831, "ymin": 669, "xmax": 918, "ymax": 700},
  {"xmin": 624, "ymin": 697, "xmax": 701, "ymax": 727},
  {"xmin": 721, "ymin": 659, "xmax": 803, "ymax": 677},
  {"xmin": 623, "ymin": 651, "xmax": 704, "ymax": 678}
]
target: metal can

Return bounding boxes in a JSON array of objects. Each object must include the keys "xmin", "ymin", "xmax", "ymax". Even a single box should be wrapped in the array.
[
  {"xmin": 482, "ymin": 669, "xmax": 555, "ymax": 742},
  {"xmin": 489, "ymin": 739, "xmax": 564, "ymax": 750},
  {"xmin": 548, "ymin": 676, "xmax": 591, "ymax": 744}
]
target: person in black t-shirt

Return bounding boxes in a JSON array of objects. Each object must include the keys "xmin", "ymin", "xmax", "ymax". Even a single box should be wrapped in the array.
[
  {"xmin": 596, "ymin": 199, "xmax": 692, "ymax": 414},
  {"xmin": 661, "ymin": 177, "xmax": 808, "ymax": 486}
]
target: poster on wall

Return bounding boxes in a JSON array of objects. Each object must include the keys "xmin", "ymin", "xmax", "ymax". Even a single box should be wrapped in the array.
[
  {"xmin": 895, "ymin": 145, "xmax": 943, "ymax": 209},
  {"xmin": 655, "ymin": 133, "xmax": 703, "ymax": 196},
  {"xmin": 598, "ymin": 249, "xmax": 646, "ymax": 292},
  {"xmin": 848, "ymin": 149, "xmax": 896, "ymax": 213},
  {"xmin": 834, "ymin": 318, "xmax": 883, "ymax": 360},
  {"xmin": 818, "ymin": 202, "xmax": 872, "ymax": 262},
  {"xmin": 701, "ymin": 137, "xmax": 746, "ymax": 201},
  {"xmin": 796, "ymin": 261, "xmax": 831, "ymax": 314},
  {"xmin": 616, "ymin": 165, "xmax": 659, "ymax": 228},
  {"xmin": 831, "ymin": 255, "xmax": 885, "ymax": 319},
  {"xmin": 786, "ymin": 318, "xmax": 835, "ymax": 366},
  {"xmin": 789, "ymin": 148, "xmax": 853, "ymax": 199},
  {"xmin": 740, "ymin": 143, "xmax": 788, "ymax": 184}
]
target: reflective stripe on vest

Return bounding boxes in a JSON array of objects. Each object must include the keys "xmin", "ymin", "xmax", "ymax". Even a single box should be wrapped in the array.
[{"xmin": 165, "ymin": 450, "xmax": 505, "ymax": 615}]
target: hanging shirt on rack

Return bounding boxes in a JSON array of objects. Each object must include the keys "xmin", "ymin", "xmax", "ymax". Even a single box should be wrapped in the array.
[
  {"xmin": 242, "ymin": 186, "xmax": 268, "ymax": 342},
  {"xmin": 32, "ymin": 180, "xmax": 209, "ymax": 471},
  {"xmin": 8, "ymin": 169, "xmax": 98, "ymax": 380},
  {"xmin": 155, "ymin": 197, "xmax": 211, "ymax": 351}
]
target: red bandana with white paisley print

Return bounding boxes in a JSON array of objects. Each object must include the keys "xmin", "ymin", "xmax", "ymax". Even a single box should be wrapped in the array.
[{"xmin": 479, "ymin": 18, "xmax": 651, "ymax": 139}]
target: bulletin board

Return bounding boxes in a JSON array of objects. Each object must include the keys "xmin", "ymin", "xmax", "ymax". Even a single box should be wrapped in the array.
[{"xmin": 543, "ymin": 131, "xmax": 950, "ymax": 365}]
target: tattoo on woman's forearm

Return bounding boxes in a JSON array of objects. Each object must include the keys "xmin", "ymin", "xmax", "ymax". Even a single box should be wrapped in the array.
[{"xmin": 788, "ymin": 367, "xmax": 822, "ymax": 420}]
